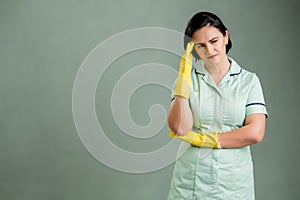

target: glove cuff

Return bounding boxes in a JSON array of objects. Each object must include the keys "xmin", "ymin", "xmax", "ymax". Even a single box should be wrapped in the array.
[{"xmin": 173, "ymin": 76, "xmax": 191, "ymax": 99}]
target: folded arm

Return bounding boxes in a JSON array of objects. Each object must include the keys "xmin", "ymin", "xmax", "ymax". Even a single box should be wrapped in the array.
[
  {"xmin": 168, "ymin": 113, "xmax": 266, "ymax": 149},
  {"xmin": 218, "ymin": 113, "xmax": 266, "ymax": 148}
]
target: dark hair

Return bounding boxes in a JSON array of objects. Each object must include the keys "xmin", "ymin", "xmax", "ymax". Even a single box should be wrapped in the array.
[{"xmin": 184, "ymin": 11, "xmax": 232, "ymax": 60}]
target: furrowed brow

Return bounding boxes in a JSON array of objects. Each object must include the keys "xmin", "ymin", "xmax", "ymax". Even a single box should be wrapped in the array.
[{"xmin": 195, "ymin": 37, "xmax": 218, "ymax": 46}]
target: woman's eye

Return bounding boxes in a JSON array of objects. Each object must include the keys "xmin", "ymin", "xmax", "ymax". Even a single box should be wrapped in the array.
[
  {"xmin": 212, "ymin": 40, "xmax": 218, "ymax": 43},
  {"xmin": 196, "ymin": 44, "xmax": 205, "ymax": 48}
]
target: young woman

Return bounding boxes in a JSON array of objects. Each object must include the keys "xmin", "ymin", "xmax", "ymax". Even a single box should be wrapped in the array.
[{"xmin": 167, "ymin": 11, "xmax": 268, "ymax": 199}]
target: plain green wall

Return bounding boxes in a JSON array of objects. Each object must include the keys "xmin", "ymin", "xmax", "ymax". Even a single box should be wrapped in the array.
[{"xmin": 1, "ymin": 0, "xmax": 299, "ymax": 199}]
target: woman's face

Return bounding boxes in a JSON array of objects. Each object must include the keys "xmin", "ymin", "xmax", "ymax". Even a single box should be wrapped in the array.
[{"xmin": 192, "ymin": 26, "xmax": 229, "ymax": 67}]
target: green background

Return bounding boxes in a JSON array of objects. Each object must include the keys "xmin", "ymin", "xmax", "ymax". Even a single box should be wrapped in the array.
[{"xmin": 1, "ymin": 0, "xmax": 299, "ymax": 199}]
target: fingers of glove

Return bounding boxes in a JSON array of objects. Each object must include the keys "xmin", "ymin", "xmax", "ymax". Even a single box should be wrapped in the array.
[
  {"xmin": 185, "ymin": 40, "xmax": 195, "ymax": 54},
  {"xmin": 203, "ymin": 132, "xmax": 221, "ymax": 149},
  {"xmin": 183, "ymin": 41, "xmax": 195, "ymax": 60}
]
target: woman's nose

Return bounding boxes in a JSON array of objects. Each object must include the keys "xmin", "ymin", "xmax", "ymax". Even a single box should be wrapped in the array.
[{"xmin": 205, "ymin": 44, "xmax": 214, "ymax": 55}]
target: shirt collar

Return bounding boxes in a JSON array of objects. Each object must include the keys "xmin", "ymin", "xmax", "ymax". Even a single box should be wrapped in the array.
[{"xmin": 193, "ymin": 57, "xmax": 242, "ymax": 77}]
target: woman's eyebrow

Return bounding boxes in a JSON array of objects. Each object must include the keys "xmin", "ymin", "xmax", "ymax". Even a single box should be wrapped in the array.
[
  {"xmin": 195, "ymin": 37, "xmax": 218, "ymax": 45},
  {"xmin": 209, "ymin": 37, "xmax": 218, "ymax": 41}
]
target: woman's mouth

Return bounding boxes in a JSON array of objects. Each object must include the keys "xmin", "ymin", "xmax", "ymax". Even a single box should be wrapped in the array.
[{"xmin": 207, "ymin": 54, "xmax": 217, "ymax": 59}]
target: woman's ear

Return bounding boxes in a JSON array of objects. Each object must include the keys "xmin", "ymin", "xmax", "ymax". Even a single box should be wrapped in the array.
[{"xmin": 225, "ymin": 30, "xmax": 229, "ymax": 45}]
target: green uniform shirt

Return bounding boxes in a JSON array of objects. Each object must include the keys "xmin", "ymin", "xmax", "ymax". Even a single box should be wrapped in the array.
[{"xmin": 168, "ymin": 57, "xmax": 268, "ymax": 200}]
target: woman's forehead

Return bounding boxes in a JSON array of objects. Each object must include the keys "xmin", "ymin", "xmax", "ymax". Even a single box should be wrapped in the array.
[{"xmin": 192, "ymin": 26, "xmax": 222, "ymax": 41}]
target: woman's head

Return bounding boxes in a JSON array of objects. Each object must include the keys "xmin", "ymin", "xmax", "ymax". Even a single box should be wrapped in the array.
[{"xmin": 184, "ymin": 11, "xmax": 232, "ymax": 61}]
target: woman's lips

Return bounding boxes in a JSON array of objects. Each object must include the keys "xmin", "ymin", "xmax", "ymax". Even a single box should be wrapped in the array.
[{"xmin": 207, "ymin": 54, "xmax": 217, "ymax": 59}]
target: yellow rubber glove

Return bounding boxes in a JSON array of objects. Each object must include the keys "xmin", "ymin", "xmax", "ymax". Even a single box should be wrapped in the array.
[
  {"xmin": 173, "ymin": 41, "xmax": 195, "ymax": 99},
  {"xmin": 169, "ymin": 129, "xmax": 221, "ymax": 149}
]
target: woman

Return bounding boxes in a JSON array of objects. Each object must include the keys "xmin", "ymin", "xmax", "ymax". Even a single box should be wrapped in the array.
[{"xmin": 167, "ymin": 11, "xmax": 268, "ymax": 199}]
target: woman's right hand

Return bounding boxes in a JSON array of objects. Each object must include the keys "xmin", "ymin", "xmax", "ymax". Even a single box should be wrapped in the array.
[{"xmin": 174, "ymin": 41, "xmax": 195, "ymax": 99}]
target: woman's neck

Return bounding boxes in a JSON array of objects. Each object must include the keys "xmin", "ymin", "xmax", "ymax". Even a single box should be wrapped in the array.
[{"xmin": 205, "ymin": 57, "xmax": 231, "ymax": 85}]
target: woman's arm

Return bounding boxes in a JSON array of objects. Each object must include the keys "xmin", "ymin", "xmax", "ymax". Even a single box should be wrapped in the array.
[
  {"xmin": 168, "ymin": 96, "xmax": 193, "ymax": 136},
  {"xmin": 169, "ymin": 112, "xmax": 266, "ymax": 149},
  {"xmin": 219, "ymin": 113, "xmax": 266, "ymax": 148},
  {"xmin": 168, "ymin": 41, "xmax": 195, "ymax": 135}
]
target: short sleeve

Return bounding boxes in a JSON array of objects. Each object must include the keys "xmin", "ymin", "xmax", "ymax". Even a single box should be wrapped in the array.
[{"xmin": 245, "ymin": 74, "xmax": 268, "ymax": 118}]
